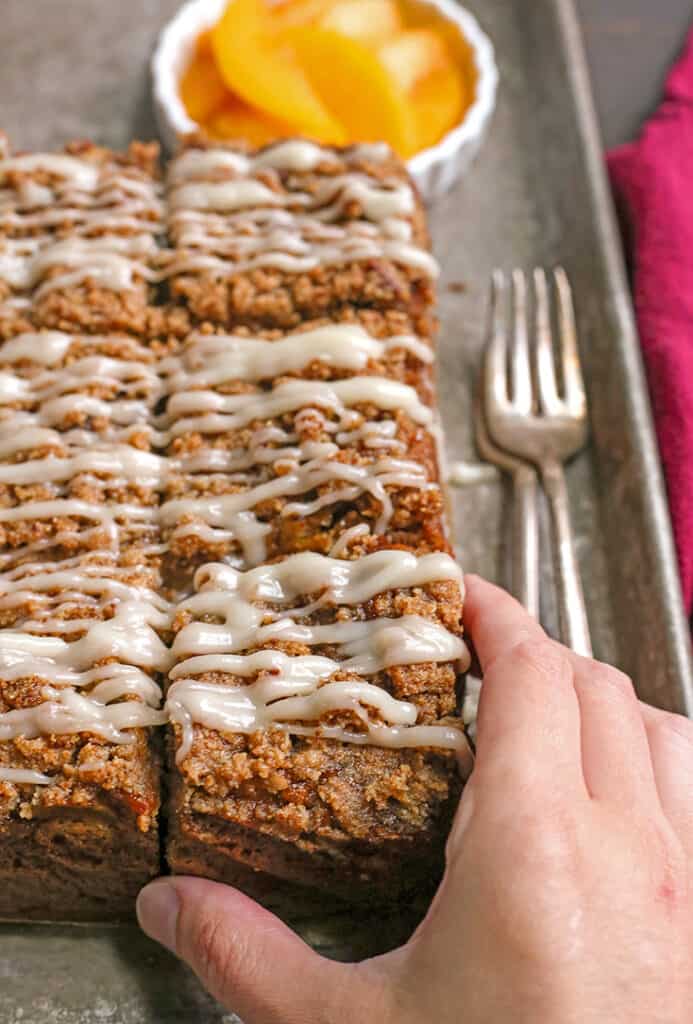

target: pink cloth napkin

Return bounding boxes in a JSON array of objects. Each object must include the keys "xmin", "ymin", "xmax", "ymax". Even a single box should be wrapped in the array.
[{"xmin": 609, "ymin": 28, "xmax": 693, "ymax": 616}]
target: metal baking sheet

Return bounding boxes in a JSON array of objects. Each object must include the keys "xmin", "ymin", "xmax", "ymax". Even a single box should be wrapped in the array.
[{"xmin": 2, "ymin": 0, "xmax": 693, "ymax": 1020}]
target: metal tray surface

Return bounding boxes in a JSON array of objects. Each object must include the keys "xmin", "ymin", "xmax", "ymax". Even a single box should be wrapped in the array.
[{"xmin": 1, "ymin": 0, "xmax": 692, "ymax": 1020}]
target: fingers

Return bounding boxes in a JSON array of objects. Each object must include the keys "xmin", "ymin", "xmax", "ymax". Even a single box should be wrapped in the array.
[
  {"xmin": 137, "ymin": 877, "xmax": 354, "ymax": 1024},
  {"xmin": 463, "ymin": 576, "xmax": 584, "ymax": 796},
  {"xmin": 463, "ymin": 574, "xmax": 545, "ymax": 672},
  {"xmin": 570, "ymin": 655, "xmax": 660, "ymax": 808},
  {"xmin": 641, "ymin": 702, "xmax": 693, "ymax": 850},
  {"xmin": 462, "ymin": 576, "xmax": 668, "ymax": 813}
]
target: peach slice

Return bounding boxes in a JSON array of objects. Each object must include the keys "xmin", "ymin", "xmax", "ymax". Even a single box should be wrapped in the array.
[
  {"xmin": 379, "ymin": 29, "xmax": 450, "ymax": 94},
  {"xmin": 206, "ymin": 97, "xmax": 294, "ymax": 146},
  {"xmin": 270, "ymin": 0, "xmax": 336, "ymax": 29},
  {"xmin": 180, "ymin": 47, "xmax": 229, "ymax": 124},
  {"xmin": 195, "ymin": 29, "xmax": 215, "ymax": 57},
  {"xmin": 410, "ymin": 65, "xmax": 466, "ymax": 154},
  {"xmin": 290, "ymin": 27, "xmax": 415, "ymax": 156},
  {"xmin": 211, "ymin": 0, "xmax": 346, "ymax": 142},
  {"xmin": 319, "ymin": 0, "xmax": 402, "ymax": 43}
]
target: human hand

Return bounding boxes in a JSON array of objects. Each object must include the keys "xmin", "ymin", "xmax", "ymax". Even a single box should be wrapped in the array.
[{"xmin": 137, "ymin": 576, "xmax": 693, "ymax": 1023}]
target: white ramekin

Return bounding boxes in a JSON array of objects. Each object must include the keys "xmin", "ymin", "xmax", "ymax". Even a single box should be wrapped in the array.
[{"xmin": 151, "ymin": 0, "xmax": 498, "ymax": 202}]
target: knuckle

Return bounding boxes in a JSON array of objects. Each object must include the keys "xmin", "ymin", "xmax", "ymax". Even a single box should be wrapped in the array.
[
  {"xmin": 595, "ymin": 664, "xmax": 636, "ymax": 700},
  {"xmin": 508, "ymin": 804, "xmax": 578, "ymax": 872},
  {"xmin": 490, "ymin": 811, "xmax": 581, "ymax": 929},
  {"xmin": 510, "ymin": 637, "xmax": 572, "ymax": 682},
  {"xmin": 654, "ymin": 710, "xmax": 693, "ymax": 747}
]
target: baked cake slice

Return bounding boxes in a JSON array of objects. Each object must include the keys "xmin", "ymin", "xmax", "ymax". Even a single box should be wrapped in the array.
[
  {"xmin": 0, "ymin": 136, "xmax": 164, "ymax": 337},
  {"xmin": 163, "ymin": 140, "xmax": 437, "ymax": 334},
  {"xmin": 162, "ymin": 141, "xmax": 469, "ymax": 906}
]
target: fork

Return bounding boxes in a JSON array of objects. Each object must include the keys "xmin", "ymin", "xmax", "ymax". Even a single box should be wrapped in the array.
[
  {"xmin": 483, "ymin": 267, "xmax": 592, "ymax": 656},
  {"xmin": 475, "ymin": 397, "xmax": 540, "ymax": 619}
]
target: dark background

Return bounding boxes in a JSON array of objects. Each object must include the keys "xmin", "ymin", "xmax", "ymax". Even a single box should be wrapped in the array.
[{"xmin": 578, "ymin": 0, "xmax": 693, "ymax": 147}]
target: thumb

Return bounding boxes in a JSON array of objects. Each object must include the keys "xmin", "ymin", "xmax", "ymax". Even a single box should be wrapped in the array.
[{"xmin": 137, "ymin": 876, "xmax": 355, "ymax": 1023}]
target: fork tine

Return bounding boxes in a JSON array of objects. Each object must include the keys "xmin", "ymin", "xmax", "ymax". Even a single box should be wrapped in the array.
[
  {"xmin": 511, "ymin": 269, "xmax": 532, "ymax": 414},
  {"xmin": 484, "ymin": 269, "xmax": 510, "ymax": 410},
  {"xmin": 533, "ymin": 267, "xmax": 562, "ymax": 416},
  {"xmin": 554, "ymin": 267, "xmax": 587, "ymax": 415}
]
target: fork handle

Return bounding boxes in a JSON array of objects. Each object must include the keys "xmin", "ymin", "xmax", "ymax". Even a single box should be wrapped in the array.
[
  {"xmin": 512, "ymin": 466, "xmax": 540, "ymax": 619},
  {"xmin": 541, "ymin": 460, "xmax": 592, "ymax": 656}
]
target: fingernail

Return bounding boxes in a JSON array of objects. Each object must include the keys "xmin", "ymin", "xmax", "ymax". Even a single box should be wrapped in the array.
[{"xmin": 136, "ymin": 879, "xmax": 180, "ymax": 953}]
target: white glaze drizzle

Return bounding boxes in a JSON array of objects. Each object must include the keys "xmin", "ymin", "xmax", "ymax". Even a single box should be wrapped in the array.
[
  {"xmin": 0, "ymin": 687, "xmax": 166, "ymax": 744},
  {"xmin": 0, "ymin": 330, "xmax": 74, "ymax": 366},
  {"xmin": 167, "ymin": 141, "xmax": 389, "ymax": 184},
  {"xmin": 165, "ymin": 433, "xmax": 420, "ymax": 550},
  {"xmin": 0, "ymin": 327, "xmax": 436, "ymax": 567},
  {"xmin": 0, "ymin": 235, "xmax": 159, "ymax": 296},
  {"xmin": 159, "ymin": 363, "xmax": 437, "ymax": 557},
  {"xmin": 161, "ymin": 452, "xmax": 430, "ymax": 542},
  {"xmin": 0, "ymin": 351, "xmax": 161, "ymax": 399},
  {"xmin": 0, "ymin": 561, "xmax": 170, "ymax": 746},
  {"xmin": 0, "ymin": 766, "xmax": 54, "ymax": 785},
  {"xmin": 164, "ymin": 214, "xmax": 438, "ymax": 277},
  {"xmin": 159, "ymin": 323, "xmax": 433, "ymax": 390},
  {"xmin": 168, "ymin": 516, "xmax": 271, "ymax": 567},
  {"xmin": 167, "ymin": 549, "xmax": 466, "ymax": 760},
  {"xmin": 171, "ymin": 613, "xmax": 467, "ymax": 674},
  {"xmin": 164, "ymin": 376, "xmax": 432, "ymax": 437},
  {"xmin": 0, "ymin": 204, "xmax": 163, "ymax": 235},
  {"xmin": 168, "ymin": 206, "xmax": 412, "ymax": 246},
  {"xmin": 0, "ymin": 154, "xmax": 101, "ymax": 191},
  {"xmin": 172, "ymin": 549, "xmax": 460, "ymax": 643},
  {"xmin": 0, "ymin": 549, "xmax": 466, "ymax": 756},
  {"xmin": 0, "ymin": 148, "xmax": 163, "ymax": 299},
  {"xmin": 0, "ymin": 498, "xmax": 158, "ymax": 571},
  {"xmin": 0, "ymin": 330, "xmax": 167, "ymax": 566},
  {"xmin": 166, "ymin": 143, "xmax": 439, "ymax": 277},
  {"xmin": 0, "ymin": 148, "xmax": 169, "ymax": 755},
  {"xmin": 0, "ymin": 446, "xmax": 166, "ymax": 486},
  {"xmin": 0, "ymin": 154, "xmax": 163, "ymax": 217},
  {"xmin": 168, "ymin": 667, "xmax": 465, "ymax": 762},
  {"xmin": 169, "ymin": 179, "xmax": 283, "ymax": 212},
  {"xmin": 169, "ymin": 174, "xmax": 414, "ymax": 222},
  {"xmin": 0, "ymin": 562, "xmax": 169, "ymax": 615},
  {"xmin": 328, "ymin": 523, "xmax": 370, "ymax": 557},
  {"xmin": 0, "ymin": 499, "xmax": 156, "ymax": 528},
  {"xmin": 188, "ymin": 548, "xmax": 460, "ymax": 610}
]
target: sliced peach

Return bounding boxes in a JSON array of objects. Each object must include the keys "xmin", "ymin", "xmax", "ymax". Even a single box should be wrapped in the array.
[
  {"xmin": 195, "ymin": 28, "xmax": 215, "ymax": 57},
  {"xmin": 206, "ymin": 97, "xmax": 294, "ymax": 147},
  {"xmin": 211, "ymin": 0, "xmax": 346, "ymax": 142},
  {"xmin": 290, "ymin": 27, "xmax": 415, "ymax": 156},
  {"xmin": 180, "ymin": 49, "xmax": 229, "ymax": 124},
  {"xmin": 379, "ymin": 29, "xmax": 450, "ymax": 94},
  {"xmin": 270, "ymin": 0, "xmax": 336, "ymax": 29},
  {"xmin": 409, "ymin": 65, "xmax": 466, "ymax": 155},
  {"xmin": 319, "ymin": 0, "xmax": 402, "ymax": 43}
]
